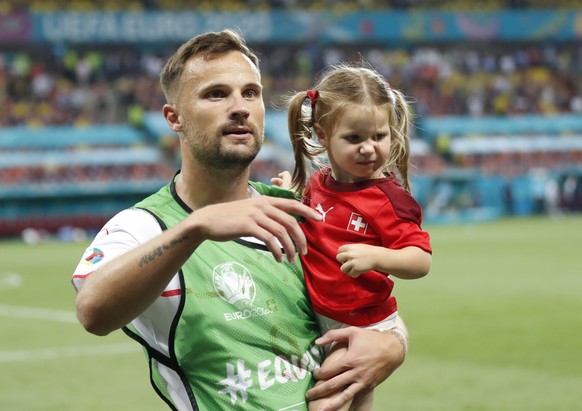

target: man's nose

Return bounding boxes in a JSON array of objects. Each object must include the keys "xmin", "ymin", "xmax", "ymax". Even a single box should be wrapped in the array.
[{"xmin": 230, "ymin": 95, "xmax": 250, "ymax": 119}]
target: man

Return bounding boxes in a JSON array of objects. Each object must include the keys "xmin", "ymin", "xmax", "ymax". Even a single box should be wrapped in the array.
[{"xmin": 72, "ymin": 29, "xmax": 406, "ymax": 410}]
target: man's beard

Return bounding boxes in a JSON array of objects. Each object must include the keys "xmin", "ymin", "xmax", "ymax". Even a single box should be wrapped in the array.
[{"xmin": 186, "ymin": 120, "xmax": 263, "ymax": 172}]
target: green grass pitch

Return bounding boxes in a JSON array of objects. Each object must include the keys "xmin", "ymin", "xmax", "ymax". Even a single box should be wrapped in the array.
[{"xmin": 0, "ymin": 215, "xmax": 580, "ymax": 410}]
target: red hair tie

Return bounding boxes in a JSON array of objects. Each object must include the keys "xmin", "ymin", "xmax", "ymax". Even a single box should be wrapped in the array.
[{"xmin": 306, "ymin": 89, "xmax": 318, "ymax": 109}]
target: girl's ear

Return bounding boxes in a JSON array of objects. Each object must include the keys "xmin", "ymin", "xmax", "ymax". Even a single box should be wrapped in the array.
[{"xmin": 313, "ymin": 123, "xmax": 327, "ymax": 145}]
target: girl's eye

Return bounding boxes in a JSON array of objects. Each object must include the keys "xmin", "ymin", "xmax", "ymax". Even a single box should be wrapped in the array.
[
  {"xmin": 373, "ymin": 134, "xmax": 387, "ymax": 142},
  {"xmin": 345, "ymin": 135, "xmax": 361, "ymax": 143}
]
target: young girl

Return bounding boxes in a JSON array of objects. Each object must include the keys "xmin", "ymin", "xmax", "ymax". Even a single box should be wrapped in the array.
[{"xmin": 275, "ymin": 63, "xmax": 432, "ymax": 410}]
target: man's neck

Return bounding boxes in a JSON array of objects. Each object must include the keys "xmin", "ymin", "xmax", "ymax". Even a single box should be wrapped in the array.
[{"xmin": 175, "ymin": 165, "xmax": 251, "ymax": 211}]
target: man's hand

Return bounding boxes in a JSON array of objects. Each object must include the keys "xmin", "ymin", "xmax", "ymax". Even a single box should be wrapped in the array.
[
  {"xmin": 306, "ymin": 327, "xmax": 406, "ymax": 411},
  {"xmin": 190, "ymin": 196, "xmax": 320, "ymax": 263}
]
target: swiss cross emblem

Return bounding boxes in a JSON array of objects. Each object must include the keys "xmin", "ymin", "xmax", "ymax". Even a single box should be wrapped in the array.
[{"xmin": 347, "ymin": 213, "xmax": 368, "ymax": 234}]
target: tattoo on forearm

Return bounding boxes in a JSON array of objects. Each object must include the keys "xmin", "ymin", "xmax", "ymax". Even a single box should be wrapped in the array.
[{"xmin": 138, "ymin": 236, "xmax": 189, "ymax": 267}]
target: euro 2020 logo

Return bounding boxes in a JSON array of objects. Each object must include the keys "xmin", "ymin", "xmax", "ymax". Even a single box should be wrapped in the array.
[{"xmin": 213, "ymin": 262, "xmax": 256, "ymax": 310}]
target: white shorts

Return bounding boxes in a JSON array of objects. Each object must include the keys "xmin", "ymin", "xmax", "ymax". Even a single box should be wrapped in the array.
[{"xmin": 316, "ymin": 311, "xmax": 409, "ymax": 355}]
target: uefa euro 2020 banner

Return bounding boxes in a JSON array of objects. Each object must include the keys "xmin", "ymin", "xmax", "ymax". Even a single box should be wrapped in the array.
[{"xmin": 1, "ymin": 9, "xmax": 582, "ymax": 44}]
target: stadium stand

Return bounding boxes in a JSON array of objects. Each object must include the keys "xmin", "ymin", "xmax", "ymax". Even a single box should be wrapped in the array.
[
  {"xmin": 0, "ymin": 124, "xmax": 173, "ymax": 236},
  {"xmin": 1, "ymin": 3, "xmax": 581, "ymax": 236}
]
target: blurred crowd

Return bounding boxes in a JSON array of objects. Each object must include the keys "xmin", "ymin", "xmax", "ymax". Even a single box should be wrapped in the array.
[
  {"xmin": 0, "ymin": 161, "xmax": 173, "ymax": 186},
  {"xmin": 2, "ymin": 41, "xmax": 582, "ymax": 128},
  {"xmin": 4, "ymin": 0, "xmax": 582, "ymax": 12},
  {"xmin": 263, "ymin": 42, "xmax": 582, "ymax": 119},
  {"xmin": 2, "ymin": 38, "xmax": 582, "ymax": 188},
  {"xmin": 0, "ymin": 46, "xmax": 165, "ymax": 127}
]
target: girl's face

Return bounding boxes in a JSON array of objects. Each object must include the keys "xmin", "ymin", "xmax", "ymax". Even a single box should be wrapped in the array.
[{"xmin": 318, "ymin": 104, "xmax": 391, "ymax": 183}]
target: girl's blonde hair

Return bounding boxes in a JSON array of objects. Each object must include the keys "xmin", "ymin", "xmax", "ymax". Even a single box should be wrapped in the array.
[{"xmin": 285, "ymin": 61, "xmax": 413, "ymax": 194}]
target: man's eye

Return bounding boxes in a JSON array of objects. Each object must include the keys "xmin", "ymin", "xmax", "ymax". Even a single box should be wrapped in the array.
[
  {"xmin": 243, "ymin": 89, "xmax": 258, "ymax": 99},
  {"xmin": 207, "ymin": 90, "xmax": 225, "ymax": 99}
]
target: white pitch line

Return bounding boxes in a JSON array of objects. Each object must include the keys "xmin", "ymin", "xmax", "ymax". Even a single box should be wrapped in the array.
[
  {"xmin": 0, "ymin": 343, "xmax": 139, "ymax": 363},
  {"xmin": 0, "ymin": 304, "xmax": 78, "ymax": 323}
]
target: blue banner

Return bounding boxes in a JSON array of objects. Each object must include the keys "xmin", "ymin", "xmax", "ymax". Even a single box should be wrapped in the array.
[{"xmin": 1, "ymin": 9, "xmax": 581, "ymax": 44}]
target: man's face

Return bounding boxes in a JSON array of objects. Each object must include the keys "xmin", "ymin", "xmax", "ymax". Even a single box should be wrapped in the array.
[{"xmin": 176, "ymin": 51, "xmax": 265, "ymax": 171}]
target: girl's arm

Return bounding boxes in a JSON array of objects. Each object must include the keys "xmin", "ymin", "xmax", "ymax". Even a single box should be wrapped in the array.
[{"xmin": 336, "ymin": 244, "xmax": 431, "ymax": 279}]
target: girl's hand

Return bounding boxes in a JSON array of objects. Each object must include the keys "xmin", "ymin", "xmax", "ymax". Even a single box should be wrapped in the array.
[
  {"xmin": 270, "ymin": 170, "xmax": 292, "ymax": 189},
  {"xmin": 336, "ymin": 243, "xmax": 378, "ymax": 277}
]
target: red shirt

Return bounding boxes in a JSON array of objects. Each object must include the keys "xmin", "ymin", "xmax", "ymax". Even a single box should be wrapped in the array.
[{"xmin": 300, "ymin": 169, "xmax": 432, "ymax": 326}]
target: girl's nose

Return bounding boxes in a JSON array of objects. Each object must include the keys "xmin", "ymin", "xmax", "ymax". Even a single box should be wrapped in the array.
[{"xmin": 359, "ymin": 141, "xmax": 376, "ymax": 154}]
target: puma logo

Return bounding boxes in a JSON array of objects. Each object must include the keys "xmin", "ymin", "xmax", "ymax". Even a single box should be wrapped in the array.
[{"xmin": 315, "ymin": 203, "xmax": 334, "ymax": 222}]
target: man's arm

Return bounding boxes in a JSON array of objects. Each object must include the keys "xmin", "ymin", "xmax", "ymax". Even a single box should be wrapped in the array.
[{"xmin": 75, "ymin": 196, "xmax": 321, "ymax": 336}]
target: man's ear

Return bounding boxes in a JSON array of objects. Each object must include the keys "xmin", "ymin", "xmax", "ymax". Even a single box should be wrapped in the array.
[
  {"xmin": 313, "ymin": 123, "xmax": 326, "ymax": 145},
  {"xmin": 163, "ymin": 104, "xmax": 182, "ymax": 132}
]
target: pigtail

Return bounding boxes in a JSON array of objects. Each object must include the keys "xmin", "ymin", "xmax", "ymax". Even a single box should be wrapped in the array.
[
  {"xmin": 388, "ymin": 87, "xmax": 412, "ymax": 193},
  {"xmin": 287, "ymin": 92, "xmax": 314, "ymax": 193}
]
